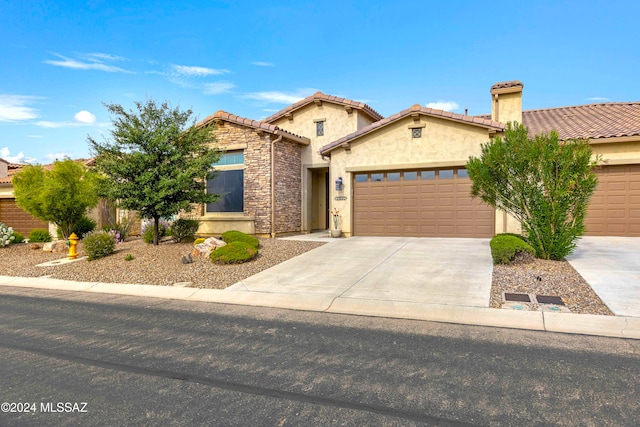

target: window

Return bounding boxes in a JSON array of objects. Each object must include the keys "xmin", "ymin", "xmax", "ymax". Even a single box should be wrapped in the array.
[
  {"xmin": 404, "ymin": 171, "xmax": 417, "ymax": 180},
  {"xmin": 439, "ymin": 169, "xmax": 454, "ymax": 179},
  {"xmin": 387, "ymin": 172, "xmax": 401, "ymax": 181},
  {"xmin": 206, "ymin": 152, "xmax": 244, "ymax": 213},
  {"xmin": 355, "ymin": 174, "xmax": 368, "ymax": 182},
  {"xmin": 316, "ymin": 120, "xmax": 325, "ymax": 136},
  {"xmin": 371, "ymin": 173, "xmax": 383, "ymax": 182},
  {"xmin": 457, "ymin": 169, "xmax": 469, "ymax": 178},
  {"xmin": 421, "ymin": 171, "xmax": 435, "ymax": 180},
  {"xmin": 411, "ymin": 128, "xmax": 422, "ymax": 138}
]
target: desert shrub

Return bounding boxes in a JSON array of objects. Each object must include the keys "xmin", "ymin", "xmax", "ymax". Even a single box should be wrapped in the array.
[
  {"xmin": 221, "ymin": 230, "xmax": 259, "ymax": 249},
  {"xmin": 141, "ymin": 220, "xmax": 170, "ymax": 244},
  {"xmin": 194, "ymin": 238, "xmax": 205, "ymax": 245},
  {"xmin": 210, "ymin": 241, "xmax": 258, "ymax": 264},
  {"xmin": 490, "ymin": 234, "xmax": 535, "ymax": 265},
  {"xmin": 58, "ymin": 215, "xmax": 97, "ymax": 239},
  {"xmin": 28, "ymin": 228, "xmax": 52, "ymax": 243},
  {"xmin": 103, "ymin": 215, "xmax": 135, "ymax": 243},
  {"xmin": 83, "ymin": 230, "xmax": 116, "ymax": 261},
  {"xmin": 170, "ymin": 218, "xmax": 200, "ymax": 243},
  {"xmin": 11, "ymin": 231, "xmax": 25, "ymax": 244},
  {"xmin": 0, "ymin": 223, "xmax": 15, "ymax": 247},
  {"xmin": 124, "ymin": 253, "xmax": 134, "ymax": 261}
]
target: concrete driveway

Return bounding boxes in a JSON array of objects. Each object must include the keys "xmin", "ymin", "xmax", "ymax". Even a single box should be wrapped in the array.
[
  {"xmin": 227, "ymin": 236, "xmax": 493, "ymax": 309},
  {"xmin": 567, "ymin": 237, "xmax": 640, "ymax": 317}
]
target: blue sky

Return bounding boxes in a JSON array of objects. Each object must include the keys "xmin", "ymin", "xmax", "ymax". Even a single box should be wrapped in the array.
[{"xmin": 1, "ymin": 0, "xmax": 639, "ymax": 164}]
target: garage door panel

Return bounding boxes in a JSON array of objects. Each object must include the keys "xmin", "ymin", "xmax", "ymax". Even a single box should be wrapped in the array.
[
  {"xmin": 586, "ymin": 165, "xmax": 640, "ymax": 236},
  {"xmin": 353, "ymin": 169, "xmax": 494, "ymax": 237}
]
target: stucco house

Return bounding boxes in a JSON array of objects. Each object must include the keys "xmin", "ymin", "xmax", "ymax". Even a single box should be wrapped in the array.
[{"xmin": 200, "ymin": 80, "xmax": 640, "ymax": 238}]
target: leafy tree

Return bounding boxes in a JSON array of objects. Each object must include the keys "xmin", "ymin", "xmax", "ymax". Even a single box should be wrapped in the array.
[
  {"xmin": 88, "ymin": 99, "xmax": 220, "ymax": 245},
  {"xmin": 466, "ymin": 122, "xmax": 599, "ymax": 260},
  {"xmin": 12, "ymin": 159, "xmax": 99, "ymax": 239}
]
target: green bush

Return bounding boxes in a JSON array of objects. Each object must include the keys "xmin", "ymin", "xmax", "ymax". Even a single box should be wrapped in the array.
[
  {"xmin": 170, "ymin": 218, "xmax": 200, "ymax": 243},
  {"xmin": 221, "ymin": 230, "xmax": 259, "ymax": 249},
  {"xmin": 141, "ymin": 220, "xmax": 170, "ymax": 244},
  {"xmin": 490, "ymin": 234, "xmax": 535, "ymax": 265},
  {"xmin": 194, "ymin": 238, "xmax": 205, "ymax": 245},
  {"xmin": 124, "ymin": 253, "xmax": 134, "ymax": 261},
  {"xmin": 210, "ymin": 241, "xmax": 258, "ymax": 264},
  {"xmin": 11, "ymin": 231, "xmax": 25, "ymax": 244},
  {"xmin": 83, "ymin": 230, "xmax": 116, "ymax": 261},
  {"xmin": 28, "ymin": 229, "xmax": 52, "ymax": 243},
  {"xmin": 57, "ymin": 215, "xmax": 97, "ymax": 239},
  {"xmin": 0, "ymin": 223, "xmax": 15, "ymax": 247}
]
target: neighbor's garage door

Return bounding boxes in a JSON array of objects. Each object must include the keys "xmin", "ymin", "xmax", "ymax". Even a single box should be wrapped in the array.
[
  {"xmin": 353, "ymin": 168, "xmax": 494, "ymax": 237},
  {"xmin": 0, "ymin": 198, "xmax": 47, "ymax": 235},
  {"xmin": 585, "ymin": 164, "xmax": 640, "ymax": 236}
]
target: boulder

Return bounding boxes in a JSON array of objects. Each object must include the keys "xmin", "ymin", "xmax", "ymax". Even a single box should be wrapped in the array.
[
  {"xmin": 192, "ymin": 237, "xmax": 227, "ymax": 258},
  {"xmin": 43, "ymin": 240, "xmax": 67, "ymax": 253}
]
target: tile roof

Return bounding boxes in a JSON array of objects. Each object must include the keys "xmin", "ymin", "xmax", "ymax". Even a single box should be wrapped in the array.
[
  {"xmin": 522, "ymin": 102, "xmax": 640, "ymax": 140},
  {"xmin": 262, "ymin": 91, "xmax": 384, "ymax": 123},
  {"xmin": 320, "ymin": 104, "xmax": 504, "ymax": 155},
  {"xmin": 198, "ymin": 110, "xmax": 310, "ymax": 144},
  {"xmin": 491, "ymin": 80, "xmax": 524, "ymax": 91},
  {"xmin": 0, "ymin": 158, "xmax": 96, "ymax": 184}
]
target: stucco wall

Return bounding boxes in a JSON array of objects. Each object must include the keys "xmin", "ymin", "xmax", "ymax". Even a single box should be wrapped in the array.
[
  {"xmin": 328, "ymin": 115, "xmax": 498, "ymax": 236},
  {"xmin": 492, "ymin": 91, "xmax": 523, "ymax": 124},
  {"xmin": 271, "ymin": 102, "xmax": 362, "ymax": 166},
  {"xmin": 0, "ymin": 186, "xmax": 12, "ymax": 198},
  {"xmin": 592, "ymin": 140, "xmax": 640, "ymax": 164}
]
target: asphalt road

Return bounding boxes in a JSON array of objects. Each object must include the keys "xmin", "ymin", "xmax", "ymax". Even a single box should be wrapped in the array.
[{"xmin": 0, "ymin": 286, "xmax": 638, "ymax": 427}]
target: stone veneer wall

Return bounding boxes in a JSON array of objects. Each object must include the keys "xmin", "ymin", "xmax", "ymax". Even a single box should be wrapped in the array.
[
  {"xmin": 210, "ymin": 122, "xmax": 301, "ymax": 235},
  {"xmin": 274, "ymin": 140, "xmax": 302, "ymax": 233}
]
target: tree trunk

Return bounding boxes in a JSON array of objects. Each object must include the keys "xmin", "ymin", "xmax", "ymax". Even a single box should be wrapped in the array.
[{"xmin": 153, "ymin": 216, "xmax": 160, "ymax": 245}]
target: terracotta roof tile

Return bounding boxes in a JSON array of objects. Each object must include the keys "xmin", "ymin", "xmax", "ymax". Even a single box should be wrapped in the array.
[
  {"xmin": 320, "ymin": 105, "xmax": 504, "ymax": 155},
  {"xmin": 491, "ymin": 80, "xmax": 524, "ymax": 91},
  {"xmin": 198, "ymin": 110, "xmax": 310, "ymax": 144},
  {"xmin": 523, "ymin": 102, "xmax": 640, "ymax": 140},
  {"xmin": 262, "ymin": 91, "xmax": 384, "ymax": 123}
]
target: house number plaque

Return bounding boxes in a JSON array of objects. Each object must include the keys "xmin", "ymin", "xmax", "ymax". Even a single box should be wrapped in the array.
[{"xmin": 334, "ymin": 196, "xmax": 348, "ymax": 201}]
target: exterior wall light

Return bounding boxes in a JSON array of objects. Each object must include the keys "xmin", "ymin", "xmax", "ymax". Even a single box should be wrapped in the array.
[{"xmin": 335, "ymin": 177, "xmax": 343, "ymax": 191}]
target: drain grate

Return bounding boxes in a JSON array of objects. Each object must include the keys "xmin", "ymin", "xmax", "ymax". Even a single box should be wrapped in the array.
[
  {"xmin": 504, "ymin": 293, "xmax": 531, "ymax": 302},
  {"xmin": 536, "ymin": 295, "xmax": 565, "ymax": 306}
]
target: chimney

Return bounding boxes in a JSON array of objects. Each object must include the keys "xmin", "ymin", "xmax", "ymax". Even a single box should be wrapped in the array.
[{"xmin": 490, "ymin": 80, "xmax": 523, "ymax": 124}]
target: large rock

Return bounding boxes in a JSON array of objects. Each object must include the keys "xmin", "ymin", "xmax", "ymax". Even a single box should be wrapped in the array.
[
  {"xmin": 192, "ymin": 237, "xmax": 226, "ymax": 258},
  {"xmin": 42, "ymin": 240, "xmax": 69, "ymax": 253}
]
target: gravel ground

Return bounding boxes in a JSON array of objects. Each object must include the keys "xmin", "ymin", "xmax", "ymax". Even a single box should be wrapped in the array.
[
  {"xmin": 1, "ymin": 238, "xmax": 613, "ymax": 315},
  {"xmin": 0, "ymin": 238, "xmax": 325, "ymax": 289},
  {"xmin": 491, "ymin": 255, "xmax": 613, "ymax": 315}
]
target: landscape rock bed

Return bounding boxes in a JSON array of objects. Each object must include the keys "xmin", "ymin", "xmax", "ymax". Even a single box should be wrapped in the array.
[
  {"xmin": 0, "ymin": 238, "xmax": 325, "ymax": 289},
  {"xmin": 491, "ymin": 258, "xmax": 614, "ymax": 315}
]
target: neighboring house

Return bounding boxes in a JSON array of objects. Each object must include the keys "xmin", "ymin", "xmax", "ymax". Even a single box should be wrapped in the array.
[
  {"xmin": 0, "ymin": 158, "xmax": 48, "ymax": 235},
  {"xmin": 0, "ymin": 158, "xmax": 113, "ymax": 237},
  {"xmin": 201, "ymin": 80, "xmax": 640, "ymax": 238}
]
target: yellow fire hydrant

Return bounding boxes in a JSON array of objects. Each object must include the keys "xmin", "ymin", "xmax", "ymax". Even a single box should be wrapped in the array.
[{"xmin": 67, "ymin": 232, "xmax": 79, "ymax": 260}]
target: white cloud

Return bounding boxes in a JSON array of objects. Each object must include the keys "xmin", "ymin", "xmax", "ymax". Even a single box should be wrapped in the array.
[
  {"xmin": 203, "ymin": 82, "xmax": 236, "ymax": 95},
  {"xmin": 425, "ymin": 100, "xmax": 460, "ymax": 112},
  {"xmin": 45, "ymin": 152, "xmax": 70, "ymax": 161},
  {"xmin": 1, "ymin": 147, "xmax": 37, "ymax": 164},
  {"xmin": 27, "ymin": 135, "xmax": 44, "ymax": 138},
  {"xmin": 243, "ymin": 88, "xmax": 317, "ymax": 104},
  {"xmin": 83, "ymin": 52, "xmax": 126, "ymax": 62},
  {"xmin": 73, "ymin": 110, "xmax": 96, "ymax": 124},
  {"xmin": 44, "ymin": 53, "xmax": 131, "ymax": 73},
  {"xmin": 172, "ymin": 65, "xmax": 229, "ymax": 76},
  {"xmin": 0, "ymin": 94, "xmax": 40, "ymax": 122},
  {"xmin": 587, "ymin": 97, "xmax": 610, "ymax": 102},
  {"xmin": 252, "ymin": 61, "xmax": 275, "ymax": 67}
]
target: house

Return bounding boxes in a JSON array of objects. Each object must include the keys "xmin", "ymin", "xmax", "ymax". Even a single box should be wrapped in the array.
[
  {"xmin": 0, "ymin": 158, "xmax": 113, "ymax": 236},
  {"xmin": 200, "ymin": 80, "xmax": 640, "ymax": 238}
]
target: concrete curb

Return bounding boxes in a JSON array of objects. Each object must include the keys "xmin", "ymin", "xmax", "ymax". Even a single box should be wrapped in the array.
[{"xmin": 1, "ymin": 275, "xmax": 638, "ymax": 340}]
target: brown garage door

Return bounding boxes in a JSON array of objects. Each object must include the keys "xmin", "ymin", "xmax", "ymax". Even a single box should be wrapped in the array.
[
  {"xmin": 353, "ymin": 168, "xmax": 494, "ymax": 237},
  {"xmin": 585, "ymin": 164, "xmax": 640, "ymax": 236},
  {"xmin": 0, "ymin": 198, "xmax": 48, "ymax": 235}
]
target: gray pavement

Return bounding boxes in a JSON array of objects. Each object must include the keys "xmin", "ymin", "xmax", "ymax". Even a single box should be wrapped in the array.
[
  {"xmin": 1, "ymin": 235, "xmax": 639, "ymax": 340},
  {"xmin": 567, "ymin": 236, "xmax": 640, "ymax": 317}
]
